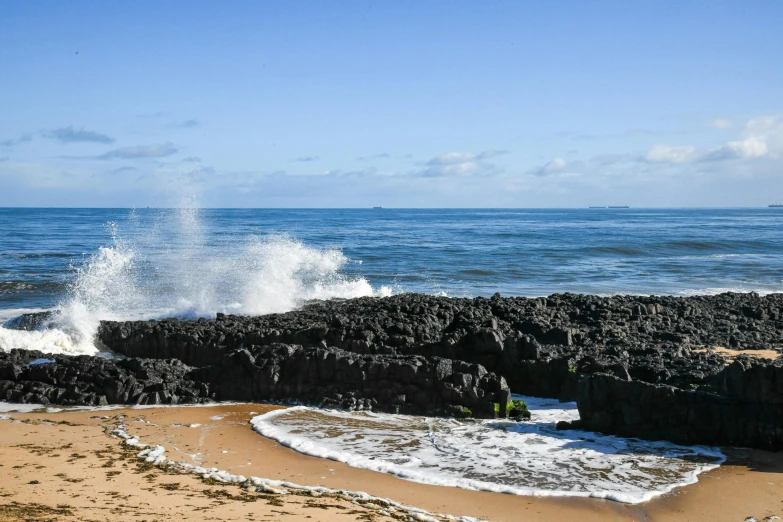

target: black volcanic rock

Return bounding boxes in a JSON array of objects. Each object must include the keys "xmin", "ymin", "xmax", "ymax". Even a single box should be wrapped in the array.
[
  {"xmin": 0, "ymin": 349, "xmax": 209, "ymax": 407},
  {"xmin": 3, "ymin": 310, "xmax": 59, "ymax": 331},
  {"xmin": 97, "ymin": 292, "xmax": 782, "ymax": 399},
  {"xmin": 576, "ymin": 356, "xmax": 783, "ymax": 450},
  {"xmin": 189, "ymin": 343, "xmax": 510, "ymax": 417},
  {"xmin": 5, "ymin": 292, "xmax": 783, "ymax": 448},
  {"xmin": 0, "ymin": 344, "xmax": 509, "ymax": 417}
]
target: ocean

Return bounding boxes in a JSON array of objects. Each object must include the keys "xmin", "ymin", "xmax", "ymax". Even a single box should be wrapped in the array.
[
  {"xmin": 3, "ymin": 207, "xmax": 783, "ymax": 311},
  {"xmin": 0, "ymin": 206, "xmax": 779, "ymax": 503}
]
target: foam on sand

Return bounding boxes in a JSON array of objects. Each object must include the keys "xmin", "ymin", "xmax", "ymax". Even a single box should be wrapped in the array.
[
  {"xmin": 99, "ymin": 419, "xmax": 482, "ymax": 522},
  {"xmin": 250, "ymin": 396, "xmax": 725, "ymax": 504},
  {"xmin": 3, "ymin": 405, "xmax": 471, "ymax": 520}
]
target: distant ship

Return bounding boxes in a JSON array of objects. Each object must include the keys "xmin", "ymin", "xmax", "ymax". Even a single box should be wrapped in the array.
[
  {"xmin": 373, "ymin": 206, "xmax": 383, "ymax": 209},
  {"xmin": 770, "ymin": 204, "xmax": 783, "ymax": 208},
  {"xmin": 608, "ymin": 206, "xmax": 630, "ymax": 209}
]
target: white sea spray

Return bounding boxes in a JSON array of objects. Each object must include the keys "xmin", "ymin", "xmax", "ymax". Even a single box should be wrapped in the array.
[{"xmin": 0, "ymin": 208, "xmax": 390, "ymax": 355}]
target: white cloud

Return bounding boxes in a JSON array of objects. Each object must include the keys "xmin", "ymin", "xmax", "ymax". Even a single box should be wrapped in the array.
[
  {"xmin": 427, "ymin": 152, "xmax": 478, "ymax": 166},
  {"xmin": 99, "ymin": 143, "xmax": 178, "ymax": 159},
  {"xmin": 704, "ymin": 115, "xmax": 781, "ymax": 161},
  {"xmin": 528, "ymin": 157, "xmax": 571, "ymax": 177},
  {"xmin": 712, "ymin": 119, "xmax": 732, "ymax": 129},
  {"xmin": 743, "ymin": 115, "xmax": 782, "ymax": 155},
  {"xmin": 721, "ymin": 136, "xmax": 768, "ymax": 158},
  {"xmin": 542, "ymin": 157, "xmax": 567, "ymax": 172},
  {"xmin": 416, "ymin": 150, "xmax": 507, "ymax": 177},
  {"xmin": 644, "ymin": 144, "xmax": 696, "ymax": 163},
  {"xmin": 642, "ymin": 116, "xmax": 781, "ymax": 164}
]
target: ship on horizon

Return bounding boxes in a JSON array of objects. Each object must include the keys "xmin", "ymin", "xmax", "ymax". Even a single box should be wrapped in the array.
[{"xmin": 770, "ymin": 204, "xmax": 783, "ymax": 208}]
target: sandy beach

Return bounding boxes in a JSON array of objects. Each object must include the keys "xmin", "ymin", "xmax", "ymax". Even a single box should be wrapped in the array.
[{"xmin": 1, "ymin": 403, "xmax": 781, "ymax": 522}]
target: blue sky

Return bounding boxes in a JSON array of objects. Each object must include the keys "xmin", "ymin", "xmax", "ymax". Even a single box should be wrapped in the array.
[{"xmin": 1, "ymin": 1, "xmax": 782, "ymax": 207}]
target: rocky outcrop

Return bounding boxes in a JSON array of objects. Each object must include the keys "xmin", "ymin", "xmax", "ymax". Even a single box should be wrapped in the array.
[
  {"xmin": 5, "ymin": 291, "xmax": 783, "ymax": 448},
  {"xmin": 2, "ymin": 310, "xmax": 59, "ymax": 331},
  {"xmin": 0, "ymin": 349, "xmax": 210, "ymax": 407},
  {"xmin": 576, "ymin": 356, "xmax": 783, "ymax": 450},
  {"xmin": 97, "ymin": 292, "xmax": 781, "ymax": 400},
  {"xmin": 191, "ymin": 344, "xmax": 510, "ymax": 417},
  {"xmin": 0, "ymin": 345, "xmax": 509, "ymax": 417}
]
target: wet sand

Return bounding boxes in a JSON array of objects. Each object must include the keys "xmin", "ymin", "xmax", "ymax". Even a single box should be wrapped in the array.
[{"xmin": 1, "ymin": 403, "xmax": 782, "ymax": 521}]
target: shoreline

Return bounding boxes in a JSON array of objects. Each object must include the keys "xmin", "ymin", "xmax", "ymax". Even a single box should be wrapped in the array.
[
  {"xmin": 1, "ymin": 403, "xmax": 782, "ymax": 522},
  {"xmin": 4, "ymin": 292, "xmax": 783, "ymax": 451}
]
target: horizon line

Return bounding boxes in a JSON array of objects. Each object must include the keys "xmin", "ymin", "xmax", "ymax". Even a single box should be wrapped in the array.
[{"xmin": 0, "ymin": 206, "xmax": 781, "ymax": 211}]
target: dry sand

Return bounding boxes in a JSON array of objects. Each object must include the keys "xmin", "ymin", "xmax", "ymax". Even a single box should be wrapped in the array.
[
  {"xmin": 1, "ymin": 403, "xmax": 782, "ymax": 522},
  {"xmin": 692, "ymin": 346, "xmax": 780, "ymax": 362}
]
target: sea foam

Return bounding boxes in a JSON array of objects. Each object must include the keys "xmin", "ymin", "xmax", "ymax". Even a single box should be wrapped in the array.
[{"xmin": 250, "ymin": 396, "xmax": 725, "ymax": 504}]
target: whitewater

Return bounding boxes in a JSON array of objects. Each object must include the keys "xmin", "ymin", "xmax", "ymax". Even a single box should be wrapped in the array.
[
  {"xmin": 0, "ymin": 208, "xmax": 391, "ymax": 355},
  {"xmin": 250, "ymin": 396, "xmax": 725, "ymax": 504}
]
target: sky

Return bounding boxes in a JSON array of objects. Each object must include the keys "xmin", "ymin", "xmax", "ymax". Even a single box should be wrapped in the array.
[{"xmin": 0, "ymin": 1, "xmax": 782, "ymax": 208}]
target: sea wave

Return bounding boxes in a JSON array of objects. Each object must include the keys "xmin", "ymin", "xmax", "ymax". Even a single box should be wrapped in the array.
[
  {"xmin": 250, "ymin": 396, "xmax": 725, "ymax": 504},
  {"xmin": 0, "ymin": 208, "xmax": 391, "ymax": 355}
]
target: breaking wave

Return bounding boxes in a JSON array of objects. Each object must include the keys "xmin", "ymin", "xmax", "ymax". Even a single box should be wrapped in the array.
[{"xmin": 0, "ymin": 208, "xmax": 390, "ymax": 355}]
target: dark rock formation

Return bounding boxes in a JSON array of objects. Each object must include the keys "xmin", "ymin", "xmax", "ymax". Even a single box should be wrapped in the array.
[
  {"xmin": 0, "ymin": 344, "xmax": 509, "ymax": 417},
  {"xmin": 0, "ymin": 348, "xmax": 210, "ymax": 407},
  {"xmin": 3, "ymin": 310, "xmax": 59, "ymax": 331},
  {"xmin": 576, "ymin": 356, "xmax": 783, "ymax": 450},
  {"xmin": 4, "ymin": 291, "xmax": 783, "ymax": 448},
  {"xmin": 191, "ymin": 344, "xmax": 510, "ymax": 417},
  {"xmin": 97, "ymin": 292, "xmax": 783, "ymax": 400}
]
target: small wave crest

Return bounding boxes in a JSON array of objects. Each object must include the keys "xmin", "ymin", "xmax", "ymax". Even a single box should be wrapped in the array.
[
  {"xmin": 0, "ymin": 209, "xmax": 391, "ymax": 355},
  {"xmin": 587, "ymin": 246, "xmax": 646, "ymax": 256}
]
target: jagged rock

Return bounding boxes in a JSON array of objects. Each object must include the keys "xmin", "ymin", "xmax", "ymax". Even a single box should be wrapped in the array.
[
  {"xmin": 96, "ymin": 292, "xmax": 782, "ymax": 400},
  {"xmin": 577, "ymin": 357, "xmax": 783, "ymax": 450},
  {"xmin": 5, "ymin": 291, "xmax": 783, "ymax": 448},
  {"xmin": 0, "ymin": 345, "xmax": 509, "ymax": 417},
  {"xmin": 3, "ymin": 310, "xmax": 59, "ymax": 331},
  {"xmin": 0, "ymin": 349, "xmax": 210, "ymax": 407}
]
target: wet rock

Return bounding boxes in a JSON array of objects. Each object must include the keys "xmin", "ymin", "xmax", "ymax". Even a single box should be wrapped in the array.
[
  {"xmin": 3, "ymin": 311, "xmax": 60, "ymax": 331},
  {"xmin": 0, "ymin": 344, "xmax": 509, "ymax": 417},
  {"xmin": 5, "ymin": 291, "xmax": 783, "ymax": 447},
  {"xmin": 97, "ymin": 292, "xmax": 782, "ymax": 401},
  {"xmin": 577, "ymin": 357, "xmax": 783, "ymax": 450}
]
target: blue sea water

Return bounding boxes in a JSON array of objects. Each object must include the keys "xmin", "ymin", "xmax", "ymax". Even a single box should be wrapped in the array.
[
  {"xmin": 0, "ymin": 207, "xmax": 782, "ymax": 354},
  {"xmin": 2, "ymin": 207, "xmax": 783, "ymax": 306}
]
